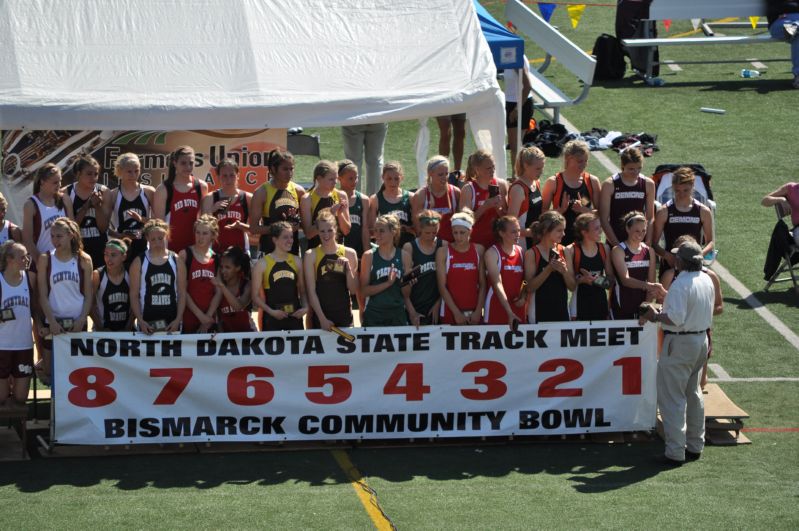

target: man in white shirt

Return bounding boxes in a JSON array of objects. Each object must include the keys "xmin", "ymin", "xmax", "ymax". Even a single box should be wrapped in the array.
[{"xmin": 640, "ymin": 241, "xmax": 715, "ymax": 465}]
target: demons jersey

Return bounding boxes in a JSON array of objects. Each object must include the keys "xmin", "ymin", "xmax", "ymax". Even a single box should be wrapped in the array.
[
  {"xmin": 611, "ymin": 242, "xmax": 651, "ymax": 319},
  {"xmin": 528, "ymin": 245, "xmax": 569, "ymax": 324},
  {"xmin": 211, "ymin": 190, "xmax": 249, "ymax": 255},
  {"xmin": 609, "ymin": 174, "xmax": 647, "ymax": 242},
  {"xmin": 95, "ymin": 266, "xmax": 130, "ymax": 330},
  {"xmin": 663, "ymin": 199, "xmax": 703, "ymax": 251},
  {"xmin": 509, "ymin": 179, "xmax": 542, "ymax": 250},
  {"xmin": 165, "ymin": 177, "xmax": 202, "ymax": 253},
  {"xmin": 551, "ymin": 172, "xmax": 596, "ymax": 246},
  {"xmin": 440, "ymin": 243, "xmax": 480, "ymax": 324}
]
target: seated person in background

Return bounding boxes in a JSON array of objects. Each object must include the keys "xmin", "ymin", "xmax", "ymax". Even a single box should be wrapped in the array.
[
  {"xmin": 566, "ymin": 213, "xmax": 613, "ymax": 321},
  {"xmin": 304, "ymin": 210, "xmax": 358, "ymax": 330},
  {"xmin": 762, "ymin": 181, "xmax": 799, "ymax": 244},
  {"xmin": 411, "ymin": 156, "xmax": 460, "ymax": 243},
  {"xmin": 541, "ymin": 140, "xmax": 601, "ymax": 247},
  {"xmin": 436, "ymin": 209, "xmax": 485, "ymax": 325},
  {"xmin": 661, "ymin": 234, "xmax": 723, "ymax": 389},
  {"xmin": 651, "ymin": 167, "xmax": 713, "ymax": 277},
  {"xmin": 213, "ymin": 245, "xmax": 256, "ymax": 333},
  {"xmin": 360, "ymin": 214, "xmax": 411, "ymax": 327},
  {"xmin": 252, "ymin": 221, "xmax": 307, "ymax": 331},
  {"xmin": 403, "ymin": 210, "xmax": 445, "ymax": 326},
  {"xmin": 525, "ymin": 211, "xmax": 576, "ymax": 324},
  {"xmin": 610, "ymin": 211, "xmax": 664, "ymax": 319},
  {"xmin": 599, "ymin": 147, "xmax": 655, "ymax": 247}
]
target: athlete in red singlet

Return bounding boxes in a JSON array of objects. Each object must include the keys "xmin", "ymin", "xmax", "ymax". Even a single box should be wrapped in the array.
[
  {"xmin": 412, "ymin": 156, "xmax": 460, "ymax": 243},
  {"xmin": 436, "ymin": 210, "xmax": 485, "ymax": 325},
  {"xmin": 459, "ymin": 150, "xmax": 507, "ymax": 249},
  {"xmin": 180, "ymin": 216, "xmax": 220, "ymax": 333},
  {"xmin": 154, "ymin": 146, "xmax": 208, "ymax": 254},
  {"xmin": 202, "ymin": 159, "xmax": 252, "ymax": 255},
  {"xmin": 214, "ymin": 246, "xmax": 255, "ymax": 332},
  {"xmin": 484, "ymin": 216, "xmax": 525, "ymax": 325}
]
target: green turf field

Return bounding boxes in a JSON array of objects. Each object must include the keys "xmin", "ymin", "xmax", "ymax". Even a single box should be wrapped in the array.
[{"xmin": 2, "ymin": 3, "xmax": 797, "ymax": 529}]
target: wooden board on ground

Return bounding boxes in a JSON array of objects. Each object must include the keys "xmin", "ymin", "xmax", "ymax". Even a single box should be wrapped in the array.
[
  {"xmin": 40, "ymin": 443, "xmax": 199, "ymax": 458},
  {"xmin": 703, "ymin": 384, "xmax": 750, "ymax": 420},
  {"xmin": 706, "ymin": 418, "xmax": 744, "ymax": 432},
  {"xmin": 0, "ymin": 427, "xmax": 29, "ymax": 461},
  {"xmin": 707, "ymin": 429, "xmax": 752, "ymax": 446}
]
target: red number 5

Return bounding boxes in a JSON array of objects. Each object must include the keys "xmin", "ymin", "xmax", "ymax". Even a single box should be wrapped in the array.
[{"xmin": 306, "ymin": 365, "xmax": 352, "ymax": 404}]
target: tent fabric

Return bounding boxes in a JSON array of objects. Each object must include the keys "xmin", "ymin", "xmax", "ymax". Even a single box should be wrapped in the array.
[
  {"xmin": 473, "ymin": 0, "xmax": 525, "ymax": 70},
  {"xmin": 0, "ymin": 0, "xmax": 506, "ymax": 176}
]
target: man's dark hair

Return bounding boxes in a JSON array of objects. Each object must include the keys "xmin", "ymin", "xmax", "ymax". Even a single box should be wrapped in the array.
[{"xmin": 678, "ymin": 257, "xmax": 703, "ymax": 272}]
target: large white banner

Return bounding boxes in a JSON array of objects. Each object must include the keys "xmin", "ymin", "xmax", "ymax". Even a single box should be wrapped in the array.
[{"xmin": 53, "ymin": 322, "xmax": 658, "ymax": 445}]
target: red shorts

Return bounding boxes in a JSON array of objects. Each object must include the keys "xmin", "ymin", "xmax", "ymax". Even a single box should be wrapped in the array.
[{"xmin": 0, "ymin": 349, "xmax": 34, "ymax": 379}]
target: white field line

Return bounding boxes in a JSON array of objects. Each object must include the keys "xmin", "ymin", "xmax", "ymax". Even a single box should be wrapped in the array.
[
  {"xmin": 708, "ymin": 363, "xmax": 799, "ymax": 382},
  {"xmin": 556, "ymin": 113, "xmax": 799, "ymax": 353},
  {"xmin": 747, "ymin": 58, "xmax": 768, "ymax": 69},
  {"xmin": 663, "ymin": 61, "xmax": 683, "ymax": 72}
]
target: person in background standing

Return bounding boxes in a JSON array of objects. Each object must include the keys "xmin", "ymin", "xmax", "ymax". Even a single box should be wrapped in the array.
[
  {"xmin": 435, "ymin": 114, "xmax": 467, "ymax": 173},
  {"xmin": 767, "ymin": 0, "xmax": 799, "ymax": 89},
  {"xmin": 342, "ymin": 123, "xmax": 389, "ymax": 195}
]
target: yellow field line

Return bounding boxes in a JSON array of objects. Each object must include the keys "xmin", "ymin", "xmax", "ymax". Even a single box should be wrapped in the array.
[{"xmin": 331, "ymin": 449, "xmax": 395, "ymax": 531}]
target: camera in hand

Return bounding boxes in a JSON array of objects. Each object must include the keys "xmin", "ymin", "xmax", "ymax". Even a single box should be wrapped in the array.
[
  {"xmin": 400, "ymin": 265, "xmax": 422, "ymax": 287},
  {"xmin": 549, "ymin": 248, "xmax": 560, "ymax": 262},
  {"xmin": 592, "ymin": 275, "xmax": 611, "ymax": 289},
  {"xmin": 488, "ymin": 184, "xmax": 500, "ymax": 198}
]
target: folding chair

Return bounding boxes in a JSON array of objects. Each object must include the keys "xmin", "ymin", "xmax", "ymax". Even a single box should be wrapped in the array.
[{"xmin": 764, "ymin": 202, "xmax": 799, "ymax": 294}]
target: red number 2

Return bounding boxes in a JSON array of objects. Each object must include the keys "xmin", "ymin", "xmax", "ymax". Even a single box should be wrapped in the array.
[
  {"xmin": 150, "ymin": 368, "xmax": 193, "ymax": 405},
  {"xmin": 67, "ymin": 367, "xmax": 117, "ymax": 408},
  {"xmin": 538, "ymin": 358, "xmax": 584, "ymax": 397}
]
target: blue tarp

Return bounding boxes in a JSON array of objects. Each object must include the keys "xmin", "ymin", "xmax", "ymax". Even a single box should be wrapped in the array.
[{"xmin": 474, "ymin": 0, "xmax": 524, "ymax": 70}]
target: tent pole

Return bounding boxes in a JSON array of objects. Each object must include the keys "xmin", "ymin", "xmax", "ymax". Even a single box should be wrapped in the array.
[{"xmin": 515, "ymin": 67, "xmax": 522, "ymax": 178}]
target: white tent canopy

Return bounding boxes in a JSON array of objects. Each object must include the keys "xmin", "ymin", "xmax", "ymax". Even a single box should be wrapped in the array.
[{"xmin": 0, "ymin": 0, "xmax": 507, "ymax": 179}]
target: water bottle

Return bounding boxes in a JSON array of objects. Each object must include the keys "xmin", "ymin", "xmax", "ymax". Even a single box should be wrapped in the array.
[{"xmin": 741, "ymin": 69, "xmax": 761, "ymax": 78}]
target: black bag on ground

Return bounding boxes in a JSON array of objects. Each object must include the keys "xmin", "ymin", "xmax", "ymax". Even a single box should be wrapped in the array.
[{"xmin": 592, "ymin": 33, "xmax": 626, "ymax": 80}]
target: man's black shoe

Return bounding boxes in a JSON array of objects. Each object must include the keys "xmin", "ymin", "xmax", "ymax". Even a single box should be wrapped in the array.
[
  {"xmin": 685, "ymin": 450, "xmax": 701, "ymax": 462},
  {"xmin": 655, "ymin": 455, "xmax": 683, "ymax": 467}
]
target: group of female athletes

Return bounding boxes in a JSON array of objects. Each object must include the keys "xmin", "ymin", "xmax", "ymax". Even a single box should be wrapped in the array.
[{"xmin": 0, "ymin": 139, "xmax": 722, "ymax": 401}]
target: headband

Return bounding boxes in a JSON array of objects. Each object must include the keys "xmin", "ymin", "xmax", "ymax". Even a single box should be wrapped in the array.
[
  {"xmin": 625, "ymin": 214, "xmax": 647, "ymax": 227},
  {"xmin": 451, "ymin": 218, "xmax": 473, "ymax": 230},
  {"xmin": 106, "ymin": 240, "xmax": 128, "ymax": 253},
  {"xmin": 428, "ymin": 159, "xmax": 449, "ymax": 172},
  {"xmin": 419, "ymin": 215, "xmax": 440, "ymax": 225}
]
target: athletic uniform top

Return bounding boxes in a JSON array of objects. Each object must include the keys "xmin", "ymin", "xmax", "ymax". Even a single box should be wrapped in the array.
[
  {"xmin": 30, "ymin": 195, "xmax": 66, "ymax": 254},
  {"xmin": 421, "ymin": 184, "xmax": 458, "ymax": 242},
  {"xmin": 663, "ymin": 199, "xmax": 703, "ymax": 252},
  {"xmin": 165, "ymin": 177, "xmax": 202, "ymax": 253},
  {"xmin": 377, "ymin": 189, "xmax": 414, "ymax": 246},
  {"xmin": 306, "ymin": 188, "xmax": 342, "ymax": 249},
  {"xmin": 260, "ymin": 181, "xmax": 301, "ymax": 255},
  {"xmin": 139, "ymin": 251, "xmax": 179, "ymax": 323},
  {"xmin": 47, "ymin": 250, "xmax": 84, "ymax": 320},
  {"xmin": 183, "ymin": 248, "xmax": 217, "ymax": 330},
  {"xmin": 609, "ymin": 173, "xmax": 647, "ymax": 242},
  {"xmin": 112, "ymin": 184, "xmax": 150, "ymax": 262},
  {"xmin": 95, "ymin": 266, "xmax": 130, "ymax": 331},
  {"xmin": 440, "ymin": 243, "xmax": 481, "ymax": 323},
  {"xmin": 364, "ymin": 248, "xmax": 404, "ymax": 314},
  {"xmin": 345, "ymin": 190, "xmax": 366, "ymax": 257},
  {"xmin": 528, "ymin": 245, "xmax": 569, "ymax": 324},
  {"xmin": 465, "ymin": 178, "xmax": 500, "ymax": 249},
  {"xmin": 509, "ymin": 179, "xmax": 543, "ymax": 250},
  {"xmin": 485, "ymin": 244, "xmax": 525, "ymax": 324},
  {"xmin": 551, "ymin": 172, "xmax": 596, "ymax": 246},
  {"xmin": 0, "ymin": 220, "xmax": 18, "ymax": 245},
  {"xmin": 409, "ymin": 238, "xmax": 442, "ymax": 316},
  {"xmin": 313, "ymin": 244, "xmax": 352, "ymax": 324},
  {"xmin": 0, "ymin": 271, "xmax": 34, "ymax": 350},
  {"xmin": 218, "ymin": 279, "xmax": 254, "ymax": 332},
  {"xmin": 568, "ymin": 243, "xmax": 609, "ymax": 321},
  {"xmin": 67, "ymin": 183, "xmax": 107, "ymax": 267},
  {"xmin": 261, "ymin": 254, "xmax": 301, "ymax": 311},
  {"xmin": 611, "ymin": 242, "xmax": 651, "ymax": 319},
  {"xmin": 212, "ymin": 189, "xmax": 249, "ymax": 255}
]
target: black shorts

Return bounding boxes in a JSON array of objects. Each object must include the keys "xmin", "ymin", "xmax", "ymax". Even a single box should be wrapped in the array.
[
  {"xmin": 505, "ymin": 99, "xmax": 534, "ymax": 129},
  {"xmin": 0, "ymin": 348, "xmax": 34, "ymax": 379}
]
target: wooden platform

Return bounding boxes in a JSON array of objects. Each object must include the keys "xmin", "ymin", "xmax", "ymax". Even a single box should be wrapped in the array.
[{"xmin": 0, "ymin": 427, "xmax": 29, "ymax": 461}]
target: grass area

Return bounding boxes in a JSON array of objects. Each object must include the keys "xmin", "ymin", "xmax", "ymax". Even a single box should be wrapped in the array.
[{"xmin": 3, "ymin": 4, "xmax": 798, "ymax": 530}]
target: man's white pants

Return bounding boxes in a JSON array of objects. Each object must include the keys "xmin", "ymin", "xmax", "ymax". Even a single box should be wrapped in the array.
[
  {"xmin": 657, "ymin": 333, "xmax": 708, "ymax": 461},
  {"xmin": 342, "ymin": 123, "xmax": 388, "ymax": 195}
]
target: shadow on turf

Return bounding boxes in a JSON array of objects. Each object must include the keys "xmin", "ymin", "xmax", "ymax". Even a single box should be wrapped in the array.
[
  {"xmin": 0, "ymin": 442, "xmax": 674, "ymax": 494},
  {"xmin": 593, "ymin": 75, "xmax": 796, "ymax": 94},
  {"xmin": 724, "ymin": 289, "xmax": 798, "ymax": 309}
]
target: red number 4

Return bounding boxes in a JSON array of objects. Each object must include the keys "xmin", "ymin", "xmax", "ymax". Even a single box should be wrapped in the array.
[{"xmin": 383, "ymin": 363, "xmax": 430, "ymax": 401}]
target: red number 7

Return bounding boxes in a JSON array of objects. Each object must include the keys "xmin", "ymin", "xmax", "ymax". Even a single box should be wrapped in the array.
[{"xmin": 150, "ymin": 368, "xmax": 193, "ymax": 405}]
